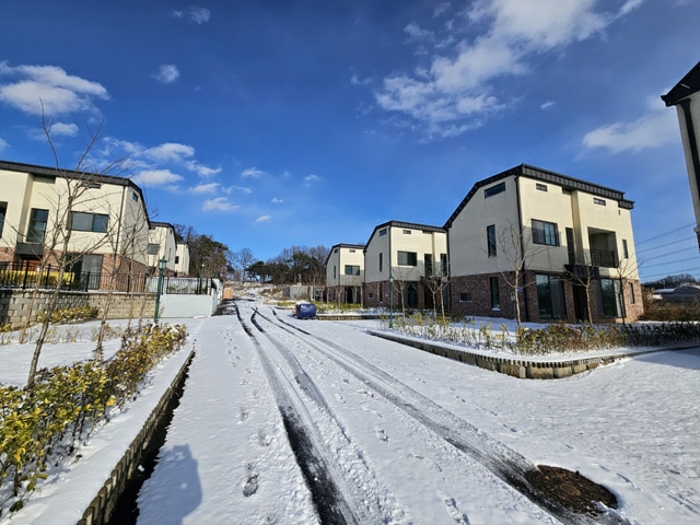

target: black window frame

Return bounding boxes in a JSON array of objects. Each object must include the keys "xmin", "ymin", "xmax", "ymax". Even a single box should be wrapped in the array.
[
  {"xmin": 484, "ymin": 182, "xmax": 505, "ymax": 198},
  {"xmin": 0, "ymin": 201, "xmax": 6, "ymax": 239},
  {"xmin": 344, "ymin": 265, "xmax": 360, "ymax": 276},
  {"xmin": 397, "ymin": 251, "xmax": 417, "ymax": 266},
  {"xmin": 459, "ymin": 292, "xmax": 472, "ymax": 303},
  {"xmin": 147, "ymin": 243, "xmax": 159, "ymax": 255},
  {"xmin": 69, "ymin": 211, "xmax": 109, "ymax": 233},
  {"xmin": 622, "ymin": 239, "xmax": 629, "ymax": 259},
  {"xmin": 490, "ymin": 277, "xmax": 501, "ymax": 309},
  {"xmin": 27, "ymin": 208, "xmax": 49, "ymax": 243},
  {"xmin": 487, "ymin": 224, "xmax": 497, "ymax": 257},
  {"xmin": 532, "ymin": 219, "xmax": 559, "ymax": 246}
]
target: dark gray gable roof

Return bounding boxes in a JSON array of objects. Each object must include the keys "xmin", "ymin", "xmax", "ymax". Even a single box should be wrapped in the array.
[
  {"xmin": 151, "ymin": 221, "xmax": 176, "ymax": 233},
  {"xmin": 662, "ymin": 61, "xmax": 700, "ymax": 107},
  {"xmin": 362, "ymin": 220, "xmax": 446, "ymax": 254},
  {"xmin": 443, "ymin": 164, "xmax": 634, "ymax": 229},
  {"xmin": 0, "ymin": 158, "xmax": 152, "ymax": 226},
  {"xmin": 325, "ymin": 243, "xmax": 365, "ymax": 266}
]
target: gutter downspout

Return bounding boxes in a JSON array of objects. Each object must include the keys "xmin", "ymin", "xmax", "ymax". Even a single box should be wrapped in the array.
[
  {"xmin": 514, "ymin": 175, "xmax": 530, "ymax": 322},
  {"xmin": 679, "ymin": 99, "xmax": 700, "ymax": 249},
  {"xmin": 114, "ymin": 186, "xmax": 126, "ymax": 270}
]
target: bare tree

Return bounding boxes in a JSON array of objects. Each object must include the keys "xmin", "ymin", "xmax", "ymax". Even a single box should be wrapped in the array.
[
  {"xmin": 25, "ymin": 117, "xmax": 127, "ymax": 388},
  {"xmin": 422, "ymin": 260, "xmax": 450, "ymax": 322},
  {"xmin": 493, "ymin": 220, "xmax": 548, "ymax": 327},
  {"xmin": 233, "ymin": 248, "xmax": 255, "ymax": 287}
]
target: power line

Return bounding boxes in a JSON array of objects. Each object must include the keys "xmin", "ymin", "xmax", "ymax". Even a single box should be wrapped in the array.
[
  {"xmin": 641, "ymin": 266, "xmax": 700, "ymax": 281},
  {"xmin": 639, "ymin": 246, "xmax": 699, "ymax": 262},
  {"xmin": 641, "ymin": 256, "xmax": 700, "ymax": 269},
  {"xmin": 637, "ymin": 235, "xmax": 697, "ymax": 254},
  {"xmin": 636, "ymin": 222, "xmax": 695, "ymax": 245}
]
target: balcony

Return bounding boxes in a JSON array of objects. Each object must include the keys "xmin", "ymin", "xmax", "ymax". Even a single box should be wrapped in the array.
[
  {"xmin": 15, "ymin": 241, "xmax": 44, "ymax": 259},
  {"xmin": 590, "ymin": 248, "xmax": 617, "ymax": 268}
]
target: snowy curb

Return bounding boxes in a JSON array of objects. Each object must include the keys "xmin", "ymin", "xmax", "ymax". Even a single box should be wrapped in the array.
[
  {"xmin": 368, "ymin": 329, "xmax": 699, "ymax": 379},
  {"xmin": 316, "ymin": 313, "xmax": 382, "ymax": 321},
  {"xmin": 76, "ymin": 348, "xmax": 195, "ymax": 525}
]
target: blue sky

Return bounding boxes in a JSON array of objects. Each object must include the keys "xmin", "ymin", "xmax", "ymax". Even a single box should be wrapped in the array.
[{"xmin": 1, "ymin": 0, "xmax": 700, "ymax": 282}]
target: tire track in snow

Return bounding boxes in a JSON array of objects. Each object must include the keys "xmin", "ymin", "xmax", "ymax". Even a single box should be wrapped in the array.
[
  {"xmin": 261, "ymin": 307, "xmax": 627, "ymax": 525},
  {"xmin": 233, "ymin": 304, "xmax": 363, "ymax": 525}
]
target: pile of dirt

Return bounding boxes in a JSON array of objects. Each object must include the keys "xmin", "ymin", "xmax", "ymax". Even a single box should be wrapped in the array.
[{"xmin": 525, "ymin": 465, "xmax": 618, "ymax": 516}]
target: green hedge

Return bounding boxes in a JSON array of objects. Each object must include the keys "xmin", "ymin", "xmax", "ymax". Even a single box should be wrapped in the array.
[{"xmin": 0, "ymin": 323, "xmax": 188, "ymax": 515}]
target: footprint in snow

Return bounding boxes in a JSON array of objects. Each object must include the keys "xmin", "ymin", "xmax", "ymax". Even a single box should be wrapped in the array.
[
  {"xmin": 438, "ymin": 491, "xmax": 470, "ymax": 524},
  {"xmin": 257, "ymin": 430, "xmax": 272, "ymax": 447},
  {"xmin": 375, "ymin": 428, "xmax": 389, "ymax": 442},
  {"xmin": 239, "ymin": 407, "xmax": 249, "ymax": 422},
  {"xmin": 243, "ymin": 463, "xmax": 259, "ymax": 497}
]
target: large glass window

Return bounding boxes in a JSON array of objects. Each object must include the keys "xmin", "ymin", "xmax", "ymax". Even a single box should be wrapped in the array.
[
  {"xmin": 536, "ymin": 274, "xmax": 566, "ymax": 320},
  {"xmin": 27, "ymin": 208, "xmax": 49, "ymax": 243},
  {"xmin": 398, "ymin": 251, "xmax": 417, "ymax": 266},
  {"xmin": 344, "ymin": 265, "xmax": 360, "ymax": 276},
  {"xmin": 69, "ymin": 211, "xmax": 109, "ymax": 233},
  {"xmin": 379, "ymin": 252, "xmax": 383, "ymax": 272},
  {"xmin": 424, "ymin": 254, "xmax": 433, "ymax": 276},
  {"xmin": 484, "ymin": 182, "xmax": 505, "ymax": 198},
  {"xmin": 487, "ymin": 225, "xmax": 497, "ymax": 257},
  {"xmin": 532, "ymin": 220, "xmax": 559, "ymax": 246},
  {"xmin": 147, "ymin": 243, "xmax": 159, "ymax": 255},
  {"xmin": 566, "ymin": 228, "xmax": 575, "ymax": 265},
  {"xmin": 600, "ymin": 278, "xmax": 623, "ymax": 317}
]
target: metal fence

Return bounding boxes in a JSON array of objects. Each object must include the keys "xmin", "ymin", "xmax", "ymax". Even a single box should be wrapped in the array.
[{"xmin": 0, "ymin": 262, "xmax": 213, "ymax": 295}]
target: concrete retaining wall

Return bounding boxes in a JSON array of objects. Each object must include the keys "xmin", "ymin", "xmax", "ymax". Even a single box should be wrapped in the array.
[
  {"xmin": 368, "ymin": 330, "xmax": 664, "ymax": 380},
  {"xmin": 0, "ymin": 289, "xmax": 156, "ymax": 329},
  {"xmin": 76, "ymin": 349, "xmax": 194, "ymax": 525}
]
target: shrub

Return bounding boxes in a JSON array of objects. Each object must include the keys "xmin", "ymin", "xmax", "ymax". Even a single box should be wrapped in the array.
[
  {"xmin": 37, "ymin": 305, "xmax": 100, "ymax": 325},
  {"xmin": 0, "ymin": 323, "xmax": 188, "ymax": 515}
]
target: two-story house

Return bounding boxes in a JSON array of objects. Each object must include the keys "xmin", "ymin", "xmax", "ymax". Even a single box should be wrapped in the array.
[
  {"xmin": 363, "ymin": 221, "xmax": 447, "ymax": 310},
  {"xmin": 0, "ymin": 159, "xmax": 151, "ymax": 283},
  {"xmin": 325, "ymin": 243, "xmax": 364, "ymax": 304},
  {"xmin": 148, "ymin": 222, "xmax": 178, "ymax": 277},
  {"xmin": 662, "ymin": 60, "xmax": 700, "ymax": 251},
  {"xmin": 445, "ymin": 164, "xmax": 642, "ymax": 323}
]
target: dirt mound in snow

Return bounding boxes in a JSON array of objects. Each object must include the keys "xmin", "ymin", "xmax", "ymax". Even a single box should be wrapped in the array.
[{"xmin": 526, "ymin": 465, "xmax": 617, "ymax": 516}]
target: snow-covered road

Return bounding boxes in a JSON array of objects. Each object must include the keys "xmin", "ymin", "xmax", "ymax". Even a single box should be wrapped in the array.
[{"xmin": 137, "ymin": 302, "xmax": 700, "ymax": 524}]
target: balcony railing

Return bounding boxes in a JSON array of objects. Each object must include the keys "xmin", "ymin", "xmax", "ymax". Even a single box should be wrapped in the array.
[{"xmin": 590, "ymin": 249, "xmax": 617, "ymax": 268}]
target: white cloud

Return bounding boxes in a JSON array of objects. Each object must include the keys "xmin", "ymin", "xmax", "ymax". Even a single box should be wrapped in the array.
[
  {"xmin": 541, "ymin": 100, "xmax": 555, "ymax": 109},
  {"xmin": 153, "ymin": 64, "xmax": 180, "ymax": 84},
  {"xmin": 404, "ymin": 22, "xmax": 434, "ymax": 42},
  {"xmin": 185, "ymin": 160, "xmax": 221, "ymax": 177},
  {"xmin": 376, "ymin": 0, "xmax": 640, "ymax": 137},
  {"xmin": 433, "ymin": 2, "xmax": 451, "ymax": 18},
  {"xmin": 144, "ymin": 142, "xmax": 195, "ymax": 162},
  {"xmin": 241, "ymin": 167, "xmax": 265, "ymax": 178},
  {"xmin": 304, "ymin": 174, "xmax": 321, "ymax": 183},
  {"xmin": 30, "ymin": 121, "xmax": 79, "ymax": 140},
  {"xmin": 203, "ymin": 197, "xmax": 238, "ymax": 212},
  {"xmin": 271, "ymin": 197, "xmax": 283, "ymax": 203},
  {"xmin": 190, "ymin": 182, "xmax": 219, "ymax": 194},
  {"xmin": 131, "ymin": 169, "xmax": 184, "ymax": 187},
  {"xmin": 0, "ymin": 138, "xmax": 8, "ymax": 153},
  {"xmin": 582, "ymin": 111, "xmax": 677, "ymax": 154},
  {"xmin": 0, "ymin": 61, "xmax": 109, "ymax": 116},
  {"xmin": 175, "ymin": 7, "xmax": 211, "ymax": 24},
  {"xmin": 224, "ymin": 185, "xmax": 252, "ymax": 194},
  {"xmin": 253, "ymin": 215, "xmax": 271, "ymax": 225}
]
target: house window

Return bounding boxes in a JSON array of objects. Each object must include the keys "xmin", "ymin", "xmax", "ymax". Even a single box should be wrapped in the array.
[
  {"xmin": 333, "ymin": 266, "xmax": 337, "ymax": 279},
  {"xmin": 629, "ymin": 282, "xmax": 636, "ymax": 304},
  {"xmin": 536, "ymin": 183, "xmax": 548, "ymax": 192},
  {"xmin": 83, "ymin": 182, "xmax": 102, "ymax": 189},
  {"xmin": 398, "ymin": 251, "xmax": 417, "ymax": 266},
  {"xmin": 440, "ymin": 253, "xmax": 447, "ymax": 276},
  {"xmin": 622, "ymin": 239, "xmax": 629, "ymax": 259},
  {"xmin": 424, "ymin": 254, "xmax": 433, "ymax": 276},
  {"xmin": 379, "ymin": 228, "xmax": 387, "ymax": 236},
  {"xmin": 344, "ymin": 265, "xmax": 360, "ymax": 276},
  {"xmin": 487, "ymin": 225, "xmax": 497, "ymax": 257},
  {"xmin": 132, "ymin": 192, "xmax": 139, "ymax": 202},
  {"xmin": 147, "ymin": 243, "xmax": 159, "ymax": 255},
  {"xmin": 0, "ymin": 202, "xmax": 6, "ymax": 238},
  {"xmin": 379, "ymin": 283, "xmax": 384, "ymax": 303},
  {"xmin": 69, "ymin": 211, "xmax": 109, "ymax": 233},
  {"xmin": 403, "ymin": 229, "xmax": 412, "ymax": 234},
  {"xmin": 379, "ymin": 253, "xmax": 383, "ymax": 272},
  {"xmin": 484, "ymin": 182, "xmax": 505, "ymax": 198},
  {"xmin": 175, "ymin": 255, "xmax": 180, "ymax": 264},
  {"xmin": 594, "ymin": 198, "xmax": 606, "ymax": 206},
  {"xmin": 459, "ymin": 292, "xmax": 472, "ymax": 302},
  {"xmin": 490, "ymin": 277, "xmax": 500, "ymax": 309},
  {"xmin": 566, "ymin": 228, "xmax": 575, "ymax": 265},
  {"xmin": 532, "ymin": 219, "xmax": 559, "ymax": 246},
  {"xmin": 27, "ymin": 208, "xmax": 49, "ymax": 243},
  {"xmin": 334, "ymin": 248, "xmax": 338, "ymax": 253},
  {"xmin": 600, "ymin": 278, "xmax": 623, "ymax": 317},
  {"xmin": 368, "ymin": 292, "xmax": 374, "ymax": 300},
  {"xmin": 349, "ymin": 249, "xmax": 356, "ymax": 253},
  {"xmin": 536, "ymin": 274, "xmax": 566, "ymax": 320}
]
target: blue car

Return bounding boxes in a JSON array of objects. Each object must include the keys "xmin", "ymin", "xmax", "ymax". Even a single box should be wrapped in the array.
[{"xmin": 294, "ymin": 302, "xmax": 317, "ymax": 319}]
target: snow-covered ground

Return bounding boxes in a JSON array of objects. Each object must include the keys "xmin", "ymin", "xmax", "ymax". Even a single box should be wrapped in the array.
[{"xmin": 2, "ymin": 305, "xmax": 700, "ymax": 524}]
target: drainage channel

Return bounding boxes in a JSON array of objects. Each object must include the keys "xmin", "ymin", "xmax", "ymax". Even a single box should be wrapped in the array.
[{"xmin": 106, "ymin": 358, "xmax": 194, "ymax": 525}]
